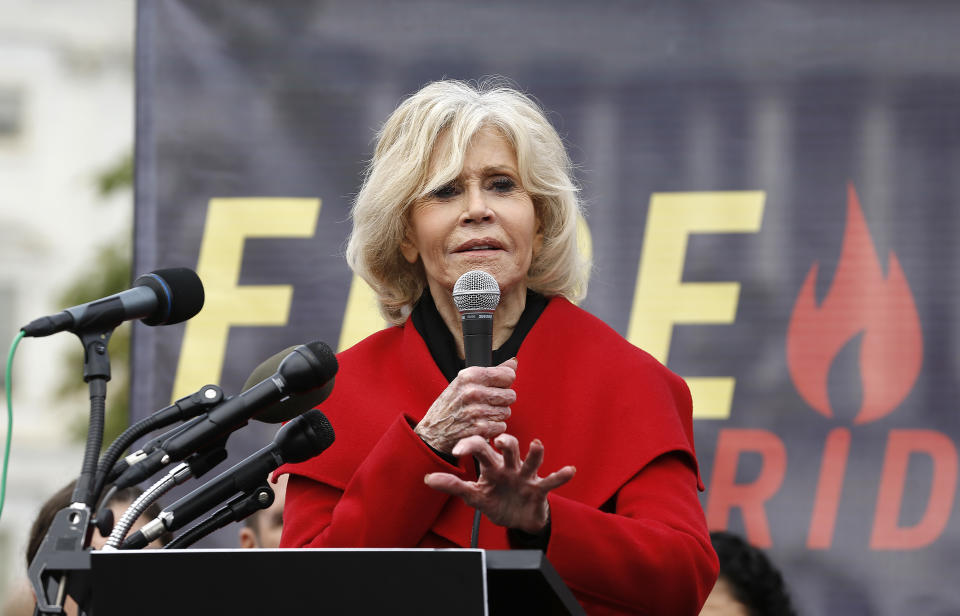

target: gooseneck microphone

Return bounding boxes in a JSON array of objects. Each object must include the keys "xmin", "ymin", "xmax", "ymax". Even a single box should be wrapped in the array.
[
  {"xmin": 453, "ymin": 270, "xmax": 501, "ymax": 368},
  {"xmin": 21, "ymin": 267, "xmax": 205, "ymax": 337},
  {"xmin": 112, "ymin": 341, "xmax": 338, "ymax": 489},
  {"xmin": 240, "ymin": 345, "xmax": 337, "ymax": 424},
  {"xmin": 453, "ymin": 270, "xmax": 501, "ymax": 549},
  {"xmin": 123, "ymin": 409, "xmax": 335, "ymax": 549},
  {"xmin": 163, "ymin": 341, "xmax": 337, "ymax": 460},
  {"xmin": 94, "ymin": 384, "xmax": 225, "ymax": 507}
]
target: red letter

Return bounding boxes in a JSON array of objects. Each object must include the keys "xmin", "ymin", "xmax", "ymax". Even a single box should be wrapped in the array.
[
  {"xmin": 705, "ymin": 429, "xmax": 787, "ymax": 548},
  {"xmin": 871, "ymin": 429, "xmax": 957, "ymax": 550},
  {"xmin": 807, "ymin": 428, "xmax": 851, "ymax": 549}
]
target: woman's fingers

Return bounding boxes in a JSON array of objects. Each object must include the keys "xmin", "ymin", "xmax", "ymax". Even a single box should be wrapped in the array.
[
  {"xmin": 452, "ymin": 435, "xmax": 502, "ymax": 469},
  {"xmin": 450, "ymin": 434, "xmax": 571, "ymax": 489},
  {"xmin": 423, "ymin": 472, "xmax": 474, "ymax": 499},
  {"xmin": 425, "ymin": 433, "xmax": 576, "ymax": 531},
  {"xmin": 482, "ymin": 420, "xmax": 509, "ymax": 440},
  {"xmin": 458, "ymin": 359, "xmax": 517, "ymax": 389},
  {"xmin": 456, "ymin": 403, "xmax": 511, "ymax": 425},
  {"xmin": 494, "ymin": 433, "xmax": 521, "ymax": 471},
  {"xmin": 519, "ymin": 439, "xmax": 545, "ymax": 479},
  {"xmin": 459, "ymin": 383, "xmax": 517, "ymax": 407},
  {"xmin": 498, "ymin": 357, "xmax": 518, "ymax": 369},
  {"xmin": 539, "ymin": 465, "xmax": 577, "ymax": 491},
  {"xmin": 415, "ymin": 359, "xmax": 517, "ymax": 452}
]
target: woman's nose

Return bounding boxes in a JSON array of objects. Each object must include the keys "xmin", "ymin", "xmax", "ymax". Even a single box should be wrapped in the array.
[{"xmin": 463, "ymin": 186, "xmax": 493, "ymax": 223}]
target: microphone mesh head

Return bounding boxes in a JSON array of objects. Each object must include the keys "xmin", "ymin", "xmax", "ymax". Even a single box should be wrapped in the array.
[
  {"xmin": 453, "ymin": 270, "xmax": 500, "ymax": 313},
  {"xmin": 135, "ymin": 267, "xmax": 204, "ymax": 326}
]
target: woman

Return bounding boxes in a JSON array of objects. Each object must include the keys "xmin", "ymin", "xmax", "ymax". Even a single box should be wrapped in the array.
[{"xmin": 278, "ymin": 79, "xmax": 718, "ymax": 614}]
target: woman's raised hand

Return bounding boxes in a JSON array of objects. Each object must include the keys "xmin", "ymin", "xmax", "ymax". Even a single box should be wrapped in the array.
[{"xmin": 424, "ymin": 433, "xmax": 577, "ymax": 533}]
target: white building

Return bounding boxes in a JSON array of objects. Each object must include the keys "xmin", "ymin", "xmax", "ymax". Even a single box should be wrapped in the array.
[{"xmin": 0, "ymin": 0, "xmax": 134, "ymax": 599}]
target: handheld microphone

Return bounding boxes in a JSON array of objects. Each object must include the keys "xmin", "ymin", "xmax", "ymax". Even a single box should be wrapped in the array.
[
  {"xmin": 113, "ymin": 341, "xmax": 337, "ymax": 488},
  {"xmin": 453, "ymin": 270, "xmax": 501, "ymax": 368},
  {"xmin": 123, "ymin": 409, "xmax": 335, "ymax": 549},
  {"xmin": 21, "ymin": 267, "xmax": 204, "ymax": 337},
  {"xmin": 453, "ymin": 271, "xmax": 501, "ymax": 550}
]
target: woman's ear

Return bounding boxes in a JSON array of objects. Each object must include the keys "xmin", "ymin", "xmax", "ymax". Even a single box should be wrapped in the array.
[
  {"xmin": 400, "ymin": 237, "xmax": 420, "ymax": 264},
  {"xmin": 532, "ymin": 208, "xmax": 545, "ymax": 258}
]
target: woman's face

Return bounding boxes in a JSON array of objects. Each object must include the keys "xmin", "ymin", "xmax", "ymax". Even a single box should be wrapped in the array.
[{"xmin": 401, "ymin": 126, "xmax": 543, "ymax": 301}]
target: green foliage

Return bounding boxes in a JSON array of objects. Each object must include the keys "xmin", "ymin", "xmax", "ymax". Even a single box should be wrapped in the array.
[
  {"xmin": 59, "ymin": 152, "xmax": 134, "ymax": 448},
  {"xmin": 95, "ymin": 153, "xmax": 133, "ymax": 197},
  {"xmin": 58, "ymin": 242, "xmax": 132, "ymax": 446}
]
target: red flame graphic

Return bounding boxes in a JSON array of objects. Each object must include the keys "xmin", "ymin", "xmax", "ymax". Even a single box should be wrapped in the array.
[{"xmin": 786, "ymin": 184, "xmax": 922, "ymax": 424}]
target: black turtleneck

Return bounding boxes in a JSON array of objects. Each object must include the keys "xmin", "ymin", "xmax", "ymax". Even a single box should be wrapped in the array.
[{"xmin": 411, "ymin": 288, "xmax": 548, "ymax": 382}]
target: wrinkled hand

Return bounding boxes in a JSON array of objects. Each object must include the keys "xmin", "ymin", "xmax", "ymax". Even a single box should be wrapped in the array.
[
  {"xmin": 424, "ymin": 434, "xmax": 577, "ymax": 533},
  {"xmin": 415, "ymin": 358, "xmax": 518, "ymax": 454}
]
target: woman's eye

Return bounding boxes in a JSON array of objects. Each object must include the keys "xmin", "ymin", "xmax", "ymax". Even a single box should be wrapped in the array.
[
  {"xmin": 431, "ymin": 182, "xmax": 459, "ymax": 199},
  {"xmin": 489, "ymin": 177, "xmax": 516, "ymax": 192}
]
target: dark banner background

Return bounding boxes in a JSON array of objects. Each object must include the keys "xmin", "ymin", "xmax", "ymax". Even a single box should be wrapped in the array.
[{"xmin": 133, "ymin": 1, "xmax": 960, "ymax": 613}]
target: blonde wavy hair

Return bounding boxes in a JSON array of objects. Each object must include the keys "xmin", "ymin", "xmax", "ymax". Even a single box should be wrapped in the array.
[{"xmin": 346, "ymin": 78, "xmax": 589, "ymax": 325}]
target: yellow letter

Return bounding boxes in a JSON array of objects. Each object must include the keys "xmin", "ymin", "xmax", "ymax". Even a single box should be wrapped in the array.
[
  {"xmin": 172, "ymin": 198, "xmax": 321, "ymax": 400},
  {"xmin": 338, "ymin": 274, "xmax": 386, "ymax": 351},
  {"xmin": 628, "ymin": 192, "xmax": 765, "ymax": 419}
]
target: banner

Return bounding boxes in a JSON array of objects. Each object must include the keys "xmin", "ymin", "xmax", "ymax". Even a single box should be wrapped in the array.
[{"xmin": 135, "ymin": 1, "xmax": 960, "ymax": 612}]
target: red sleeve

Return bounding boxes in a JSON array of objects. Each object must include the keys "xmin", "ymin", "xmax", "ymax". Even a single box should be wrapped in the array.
[
  {"xmin": 545, "ymin": 453, "xmax": 719, "ymax": 615},
  {"xmin": 280, "ymin": 414, "xmax": 468, "ymax": 548}
]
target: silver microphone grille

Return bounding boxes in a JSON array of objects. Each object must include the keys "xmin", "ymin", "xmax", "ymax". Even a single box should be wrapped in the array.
[{"xmin": 453, "ymin": 270, "xmax": 501, "ymax": 313}]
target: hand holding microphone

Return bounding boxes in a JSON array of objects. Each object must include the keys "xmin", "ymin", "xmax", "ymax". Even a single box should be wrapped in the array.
[
  {"xmin": 414, "ymin": 271, "xmax": 516, "ymax": 454},
  {"xmin": 414, "ymin": 358, "xmax": 517, "ymax": 454}
]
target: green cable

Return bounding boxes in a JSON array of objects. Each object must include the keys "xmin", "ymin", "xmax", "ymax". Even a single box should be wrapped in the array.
[{"xmin": 1, "ymin": 330, "xmax": 25, "ymax": 522}]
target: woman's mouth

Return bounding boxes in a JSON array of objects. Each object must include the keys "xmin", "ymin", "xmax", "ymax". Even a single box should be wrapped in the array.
[{"xmin": 454, "ymin": 238, "xmax": 504, "ymax": 253}]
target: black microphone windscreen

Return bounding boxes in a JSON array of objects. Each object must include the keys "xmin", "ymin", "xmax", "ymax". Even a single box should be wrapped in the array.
[
  {"xmin": 244, "ymin": 346, "xmax": 297, "ymax": 390},
  {"xmin": 287, "ymin": 341, "xmax": 338, "ymax": 393},
  {"xmin": 135, "ymin": 268, "xmax": 205, "ymax": 326},
  {"xmin": 284, "ymin": 409, "xmax": 336, "ymax": 463},
  {"xmin": 242, "ymin": 344, "xmax": 337, "ymax": 423}
]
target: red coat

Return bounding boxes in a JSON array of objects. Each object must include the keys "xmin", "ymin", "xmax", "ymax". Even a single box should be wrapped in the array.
[{"xmin": 279, "ymin": 298, "xmax": 718, "ymax": 615}]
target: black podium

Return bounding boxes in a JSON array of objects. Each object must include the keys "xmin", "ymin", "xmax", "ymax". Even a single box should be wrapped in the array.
[{"xmin": 90, "ymin": 549, "xmax": 585, "ymax": 615}]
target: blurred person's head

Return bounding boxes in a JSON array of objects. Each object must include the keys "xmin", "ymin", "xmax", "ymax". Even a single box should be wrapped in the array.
[
  {"xmin": 238, "ymin": 473, "xmax": 287, "ymax": 549},
  {"xmin": 15, "ymin": 480, "xmax": 172, "ymax": 616},
  {"xmin": 24, "ymin": 481, "xmax": 75, "ymax": 569},
  {"xmin": 700, "ymin": 531, "xmax": 796, "ymax": 616},
  {"xmin": 26, "ymin": 480, "xmax": 170, "ymax": 566},
  {"xmin": 87, "ymin": 485, "xmax": 172, "ymax": 550}
]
